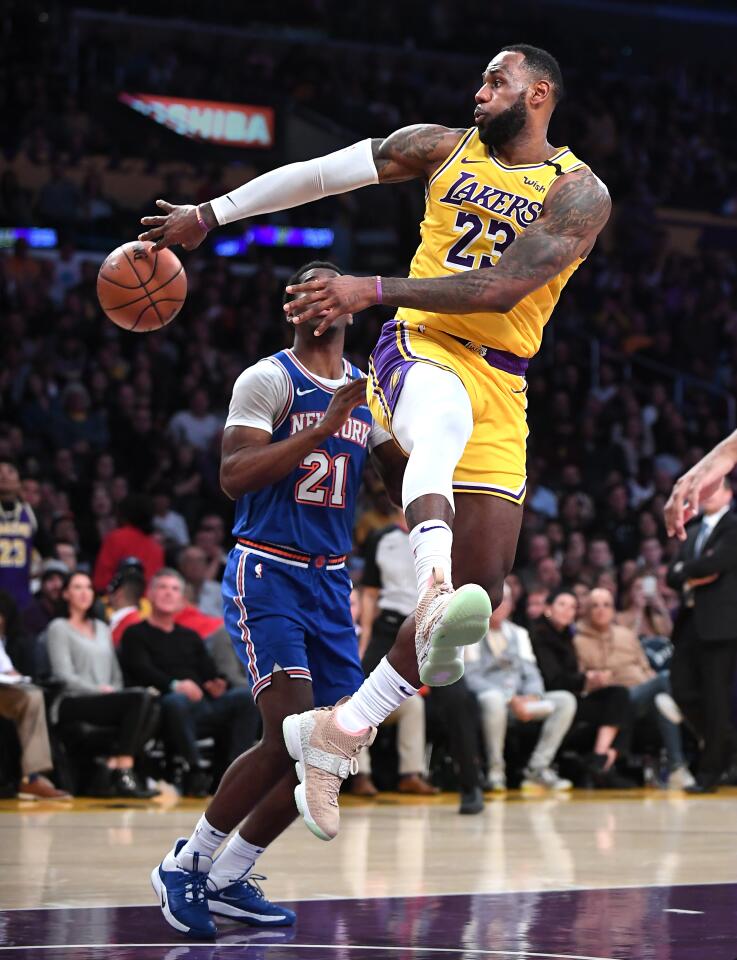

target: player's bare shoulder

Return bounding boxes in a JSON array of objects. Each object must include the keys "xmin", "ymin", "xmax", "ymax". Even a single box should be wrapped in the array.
[
  {"xmin": 371, "ymin": 125, "xmax": 466, "ymax": 183},
  {"xmin": 543, "ymin": 165, "xmax": 611, "ymax": 245}
]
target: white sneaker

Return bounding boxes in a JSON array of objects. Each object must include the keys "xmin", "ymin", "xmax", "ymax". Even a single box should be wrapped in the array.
[
  {"xmin": 521, "ymin": 767, "xmax": 573, "ymax": 791},
  {"xmin": 655, "ymin": 692, "xmax": 683, "ymax": 725},
  {"xmin": 415, "ymin": 568, "xmax": 491, "ymax": 686},
  {"xmin": 667, "ymin": 765, "xmax": 696, "ymax": 790},
  {"xmin": 282, "ymin": 701, "xmax": 376, "ymax": 841},
  {"xmin": 483, "ymin": 768, "xmax": 507, "ymax": 793}
]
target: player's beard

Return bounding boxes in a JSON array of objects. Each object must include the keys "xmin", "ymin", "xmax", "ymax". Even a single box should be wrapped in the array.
[{"xmin": 477, "ymin": 92, "xmax": 528, "ymax": 149}]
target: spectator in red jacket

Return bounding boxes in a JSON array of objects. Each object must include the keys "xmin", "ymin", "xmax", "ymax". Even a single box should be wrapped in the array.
[{"xmin": 93, "ymin": 495, "xmax": 164, "ymax": 593}]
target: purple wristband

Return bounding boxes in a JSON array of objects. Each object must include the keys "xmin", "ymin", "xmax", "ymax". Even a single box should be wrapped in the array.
[
  {"xmin": 375, "ymin": 275, "xmax": 383, "ymax": 304},
  {"xmin": 195, "ymin": 205, "xmax": 210, "ymax": 233}
]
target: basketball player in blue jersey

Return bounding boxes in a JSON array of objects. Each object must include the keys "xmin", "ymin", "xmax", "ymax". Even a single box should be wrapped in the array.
[{"xmin": 151, "ymin": 261, "xmax": 405, "ymax": 940}]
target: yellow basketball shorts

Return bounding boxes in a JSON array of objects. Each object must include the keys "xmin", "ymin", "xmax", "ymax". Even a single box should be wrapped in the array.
[{"xmin": 367, "ymin": 320, "xmax": 529, "ymax": 504}]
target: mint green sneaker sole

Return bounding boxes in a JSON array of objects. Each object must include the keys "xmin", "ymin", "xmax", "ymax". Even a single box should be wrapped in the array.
[{"xmin": 419, "ymin": 584, "xmax": 491, "ymax": 687}]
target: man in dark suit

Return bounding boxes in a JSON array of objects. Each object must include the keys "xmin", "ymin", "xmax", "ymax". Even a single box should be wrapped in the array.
[{"xmin": 667, "ymin": 478, "xmax": 737, "ymax": 792}]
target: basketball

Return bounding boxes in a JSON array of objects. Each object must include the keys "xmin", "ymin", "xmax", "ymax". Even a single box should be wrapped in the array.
[{"xmin": 97, "ymin": 240, "xmax": 187, "ymax": 332}]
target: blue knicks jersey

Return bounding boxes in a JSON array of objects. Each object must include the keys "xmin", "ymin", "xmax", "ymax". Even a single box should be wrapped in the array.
[{"xmin": 232, "ymin": 349, "xmax": 373, "ymax": 557}]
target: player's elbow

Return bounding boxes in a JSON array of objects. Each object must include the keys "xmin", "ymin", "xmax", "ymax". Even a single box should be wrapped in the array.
[
  {"xmin": 486, "ymin": 291, "xmax": 519, "ymax": 314},
  {"xmin": 219, "ymin": 461, "xmax": 240, "ymax": 501}
]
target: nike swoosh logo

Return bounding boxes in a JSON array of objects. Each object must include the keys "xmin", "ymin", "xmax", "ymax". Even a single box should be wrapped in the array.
[
  {"xmin": 461, "ymin": 158, "xmax": 484, "ymax": 164},
  {"xmin": 399, "ymin": 685, "xmax": 413, "ymax": 696},
  {"xmin": 419, "ymin": 524, "xmax": 446, "ymax": 533},
  {"xmin": 296, "ymin": 387, "xmax": 317, "ymax": 396}
]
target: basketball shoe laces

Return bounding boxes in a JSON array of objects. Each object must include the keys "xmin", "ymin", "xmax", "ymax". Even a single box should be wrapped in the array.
[
  {"xmin": 182, "ymin": 872, "xmax": 209, "ymax": 905},
  {"xmin": 307, "ymin": 704, "xmax": 361, "ymax": 809},
  {"xmin": 415, "ymin": 570, "xmax": 454, "ymax": 664}
]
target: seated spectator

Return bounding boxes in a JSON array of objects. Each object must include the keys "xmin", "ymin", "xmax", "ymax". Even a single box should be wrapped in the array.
[
  {"xmin": 517, "ymin": 586, "xmax": 548, "ymax": 630},
  {"xmin": 530, "ymin": 590, "xmax": 632, "ymax": 788},
  {"xmin": 465, "ymin": 583, "xmax": 576, "ymax": 792},
  {"xmin": 108, "ymin": 559, "xmax": 148, "ymax": 647},
  {"xmin": 575, "ymin": 588, "xmax": 694, "ymax": 789},
  {"xmin": 119, "ymin": 569, "xmax": 258, "ymax": 797},
  {"xmin": 0, "ymin": 603, "xmax": 69, "ymax": 800},
  {"xmin": 93, "ymin": 494, "xmax": 165, "ymax": 593},
  {"xmin": 177, "ymin": 545, "xmax": 223, "ymax": 618},
  {"xmin": 617, "ymin": 575, "xmax": 672, "ymax": 640},
  {"xmin": 47, "ymin": 572, "xmax": 158, "ymax": 798},
  {"xmin": 22, "ymin": 560, "xmax": 67, "ymax": 640}
]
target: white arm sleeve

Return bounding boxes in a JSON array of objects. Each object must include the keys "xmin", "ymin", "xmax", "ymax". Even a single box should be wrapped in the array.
[
  {"xmin": 225, "ymin": 360, "xmax": 290, "ymax": 434},
  {"xmin": 210, "ymin": 139, "xmax": 378, "ymax": 226}
]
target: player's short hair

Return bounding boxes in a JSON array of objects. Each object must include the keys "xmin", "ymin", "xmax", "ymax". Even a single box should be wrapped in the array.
[
  {"xmin": 282, "ymin": 260, "xmax": 343, "ymax": 307},
  {"xmin": 500, "ymin": 43, "xmax": 565, "ymax": 102}
]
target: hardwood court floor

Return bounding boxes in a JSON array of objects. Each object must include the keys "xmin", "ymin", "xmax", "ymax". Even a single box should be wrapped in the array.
[{"xmin": 2, "ymin": 788, "xmax": 737, "ymax": 958}]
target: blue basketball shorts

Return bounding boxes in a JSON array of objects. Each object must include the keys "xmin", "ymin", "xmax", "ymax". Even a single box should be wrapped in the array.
[{"xmin": 222, "ymin": 543, "xmax": 364, "ymax": 707}]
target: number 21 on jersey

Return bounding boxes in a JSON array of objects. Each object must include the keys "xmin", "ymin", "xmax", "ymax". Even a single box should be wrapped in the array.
[{"xmin": 295, "ymin": 451, "xmax": 350, "ymax": 508}]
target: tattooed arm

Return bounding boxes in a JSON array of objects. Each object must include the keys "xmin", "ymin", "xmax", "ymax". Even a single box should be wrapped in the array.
[
  {"xmin": 283, "ymin": 168, "xmax": 611, "ymax": 331},
  {"xmin": 139, "ymin": 125, "xmax": 462, "ymax": 250},
  {"xmin": 371, "ymin": 125, "xmax": 465, "ymax": 182}
]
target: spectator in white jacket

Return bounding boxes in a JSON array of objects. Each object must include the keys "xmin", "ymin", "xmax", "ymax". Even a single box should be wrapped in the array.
[{"xmin": 464, "ymin": 582, "xmax": 577, "ymax": 792}]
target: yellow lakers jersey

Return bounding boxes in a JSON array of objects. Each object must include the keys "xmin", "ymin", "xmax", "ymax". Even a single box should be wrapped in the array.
[{"xmin": 396, "ymin": 127, "xmax": 588, "ymax": 357}]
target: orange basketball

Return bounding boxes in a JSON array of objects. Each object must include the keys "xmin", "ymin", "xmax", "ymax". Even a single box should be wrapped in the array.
[{"xmin": 97, "ymin": 240, "xmax": 187, "ymax": 332}]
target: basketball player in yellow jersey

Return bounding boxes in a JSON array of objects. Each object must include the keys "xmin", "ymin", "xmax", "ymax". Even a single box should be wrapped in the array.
[{"xmin": 142, "ymin": 45, "xmax": 610, "ymax": 835}]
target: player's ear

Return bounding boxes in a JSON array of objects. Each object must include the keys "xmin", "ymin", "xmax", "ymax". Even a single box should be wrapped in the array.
[{"xmin": 529, "ymin": 79, "xmax": 552, "ymax": 106}]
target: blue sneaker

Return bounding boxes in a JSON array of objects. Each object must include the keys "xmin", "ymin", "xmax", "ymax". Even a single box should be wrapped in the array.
[
  {"xmin": 150, "ymin": 837, "xmax": 217, "ymax": 940},
  {"xmin": 208, "ymin": 874, "xmax": 296, "ymax": 927}
]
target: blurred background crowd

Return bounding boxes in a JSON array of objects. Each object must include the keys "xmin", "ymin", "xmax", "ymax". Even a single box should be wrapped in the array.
[{"xmin": 1, "ymin": 0, "xmax": 737, "ymax": 806}]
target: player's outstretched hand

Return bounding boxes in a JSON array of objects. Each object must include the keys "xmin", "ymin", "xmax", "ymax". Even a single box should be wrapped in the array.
[
  {"xmin": 284, "ymin": 275, "xmax": 377, "ymax": 335},
  {"xmin": 664, "ymin": 447, "xmax": 735, "ymax": 540},
  {"xmin": 139, "ymin": 200, "xmax": 207, "ymax": 252},
  {"xmin": 320, "ymin": 378, "xmax": 368, "ymax": 435}
]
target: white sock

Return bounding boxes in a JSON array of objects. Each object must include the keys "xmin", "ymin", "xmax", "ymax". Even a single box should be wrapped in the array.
[
  {"xmin": 336, "ymin": 657, "xmax": 419, "ymax": 732},
  {"xmin": 170, "ymin": 814, "xmax": 228, "ymax": 870},
  {"xmin": 408, "ymin": 520, "xmax": 453, "ymax": 597},
  {"xmin": 208, "ymin": 834, "xmax": 265, "ymax": 889}
]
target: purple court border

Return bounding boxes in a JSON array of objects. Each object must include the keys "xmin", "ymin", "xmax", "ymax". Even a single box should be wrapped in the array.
[{"xmin": 2, "ymin": 884, "xmax": 737, "ymax": 959}]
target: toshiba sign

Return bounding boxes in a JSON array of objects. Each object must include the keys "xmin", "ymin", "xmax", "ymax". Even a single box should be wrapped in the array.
[{"xmin": 119, "ymin": 93, "xmax": 275, "ymax": 148}]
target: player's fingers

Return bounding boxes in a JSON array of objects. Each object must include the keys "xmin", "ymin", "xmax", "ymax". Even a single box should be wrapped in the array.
[
  {"xmin": 315, "ymin": 310, "xmax": 340, "ymax": 336},
  {"xmin": 151, "ymin": 237, "xmax": 171, "ymax": 252},
  {"xmin": 140, "ymin": 216, "xmax": 168, "ymax": 226},
  {"xmin": 156, "ymin": 199, "xmax": 175, "ymax": 211},
  {"xmin": 137, "ymin": 226, "xmax": 165, "ymax": 242},
  {"xmin": 285, "ymin": 280, "xmax": 324, "ymax": 295},
  {"xmin": 293, "ymin": 302, "xmax": 325, "ymax": 325}
]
